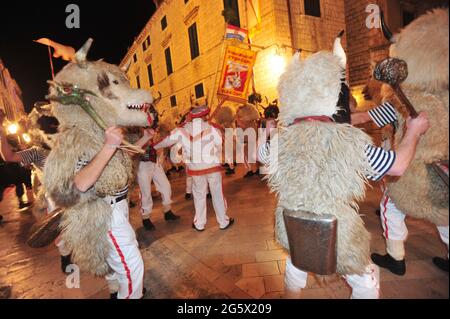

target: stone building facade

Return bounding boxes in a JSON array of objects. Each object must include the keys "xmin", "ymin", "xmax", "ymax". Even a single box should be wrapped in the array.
[
  {"xmin": 122, "ymin": 0, "xmax": 447, "ymax": 123},
  {"xmin": 121, "ymin": 0, "xmax": 346, "ymax": 123}
]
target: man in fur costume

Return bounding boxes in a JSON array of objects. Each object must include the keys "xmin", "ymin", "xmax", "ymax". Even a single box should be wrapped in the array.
[
  {"xmin": 371, "ymin": 8, "xmax": 449, "ymax": 274},
  {"xmin": 42, "ymin": 39, "xmax": 156, "ymax": 299},
  {"xmin": 259, "ymin": 48, "xmax": 430, "ymax": 298}
]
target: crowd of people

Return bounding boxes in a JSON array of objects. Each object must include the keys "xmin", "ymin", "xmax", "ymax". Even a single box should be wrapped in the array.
[
  {"xmin": 0, "ymin": 7, "xmax": 448, "ymax": 299},
  {"xmin": 0, "ymin": 98, "xmax": 275, "ymax": 298}
]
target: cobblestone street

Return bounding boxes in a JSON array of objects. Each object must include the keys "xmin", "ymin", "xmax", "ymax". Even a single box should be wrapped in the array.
[{"xmin": 0, "ymin": 165, "xmax": 448, "ymax": 299}]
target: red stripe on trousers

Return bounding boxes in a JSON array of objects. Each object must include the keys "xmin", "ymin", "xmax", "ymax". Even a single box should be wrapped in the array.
[
  {"xmin": 108, "ymin": 231, "xmax": 133, "ymax": 299},
  {"xmin": 382, "ymin": 194, "xmax": 390, "ymax": 239}
]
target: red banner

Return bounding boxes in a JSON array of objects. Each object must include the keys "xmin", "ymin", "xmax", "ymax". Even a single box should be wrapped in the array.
[{"xmin": 217, "ymin": 46, "xmax": 257, "ymax": 103}]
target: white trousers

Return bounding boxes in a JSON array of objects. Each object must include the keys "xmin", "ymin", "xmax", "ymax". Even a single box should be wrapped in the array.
[
  {"xmin": 192, "ymin": 172, "xmax": 230, "ymax": 230},
  {"xmin": 379, "ymin": 190, "xmax": 408, "ymax": 241},
  {"xmin": 106, "ymin": 199, "xmax": 144, "ymax": 299},
  {"xmin": 187, "ymin": 175, "xmax": 210, "ymax": 195},
  {"xmin": 285, "ymin": 257, "xmax": 380, "ymax": 299},
  {"xmin": 379, "ymin": 189, "xmax": 449, "ymax": 259},
  {"xmin": 138, "ymin": 161, "xmax": 173, "ymax": 219}
]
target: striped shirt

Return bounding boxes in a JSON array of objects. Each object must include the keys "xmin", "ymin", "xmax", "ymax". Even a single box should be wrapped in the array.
[
  {"xmin": 368, "ymin": 102, "xmax": 397, "ymax": 128},
  {"xmin": 18, "ymin": 147, "xmax": 48, "ymax": 170},
  {"xmin": 258, "ymin": 141, "xmax": 271, "ymax": 166},
  {"xmin": 75, "ymin": 156, "xmax": 90, "ymax": 172},
  {"xmin": 258, "ymin": 141, "xmax": 395, "ymax": 182},
  {"xmin": 364, "ymin": 145, "xmax": 396, "ymax": 181}
]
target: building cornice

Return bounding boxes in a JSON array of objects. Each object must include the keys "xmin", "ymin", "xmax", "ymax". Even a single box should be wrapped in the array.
[{"xmin": 120, "ymin": 0, "xmax": 173, "ymax": 67}]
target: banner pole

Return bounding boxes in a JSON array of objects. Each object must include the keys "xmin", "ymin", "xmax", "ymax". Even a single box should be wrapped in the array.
[
  {"xmin": 48, "ymin": 46, "xmax": 55, "ymax": 80},
  {"xmin": 210, "ymin": 23, "xmax": 228, "ymax": 114},
  {"xmin": 247, "ymin": 36, "xmax": 257, "ymax": 94}
]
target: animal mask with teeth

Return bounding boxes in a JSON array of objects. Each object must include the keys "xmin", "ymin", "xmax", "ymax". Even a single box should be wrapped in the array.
[{"xmin": 49, "ymin": 38, "xmax": 157, "ymax": 130}]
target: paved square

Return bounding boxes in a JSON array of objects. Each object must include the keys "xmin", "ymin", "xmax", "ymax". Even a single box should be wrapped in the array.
[{"xmin": 0, "ymin": 165, "xmax": 448, "ymax": 299}]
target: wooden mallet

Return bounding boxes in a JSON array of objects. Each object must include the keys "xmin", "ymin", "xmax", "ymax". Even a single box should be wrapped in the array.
[
  {"xmin": 374, "ymin": 58, "xmax": 449, "ymax": 186},
  {"xmin": 374, "ymin": 57, "xmax": 418, "ymax": 118}
]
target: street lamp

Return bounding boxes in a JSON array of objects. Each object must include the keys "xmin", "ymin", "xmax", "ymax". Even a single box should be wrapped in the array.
[
  {"xmin": 268, "ymin": 48, "xmax": 287, "ymax": 84},
  {"xmin": 7, "ymin": 123, "xmax": 19, "ymax": 135},
  {"xmin": 22, "ymin": 133, "xmax": 31, "ymax": 144}
]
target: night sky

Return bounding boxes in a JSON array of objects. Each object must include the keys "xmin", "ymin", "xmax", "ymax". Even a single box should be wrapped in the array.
[{"xmin": 0, "ymin": 1, "xmax": 156, "ymax": 113}]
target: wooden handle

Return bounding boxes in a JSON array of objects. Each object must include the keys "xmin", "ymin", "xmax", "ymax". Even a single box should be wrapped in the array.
[
  {"xmin": 120, "ymin": 140, "xmax": 145, "ymax": 154},
  {"xmin": 394, "ymin": 85, "xmax": 419, "ymax": 118}
]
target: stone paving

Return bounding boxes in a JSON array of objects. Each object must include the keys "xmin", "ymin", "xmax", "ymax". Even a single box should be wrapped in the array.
[{"xmin": 0, "ymin": 165, "xmax": 448, "ymax": 299}]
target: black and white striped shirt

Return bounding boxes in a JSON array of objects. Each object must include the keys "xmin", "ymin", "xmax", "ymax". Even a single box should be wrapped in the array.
[
  {"xmin": 364, "ymin": 145, "xmax": 396, "ymax": 181},
  {"xmin": 18, "ymin": 147, "xmax": 47, "ymax": 170},
  {"xmin": 368, "ymin": 102, "xmax": 397, "ymax": 128},
  {"xmin": 258, "ymin": 141, "xmax": 271, "ymax": 166}
]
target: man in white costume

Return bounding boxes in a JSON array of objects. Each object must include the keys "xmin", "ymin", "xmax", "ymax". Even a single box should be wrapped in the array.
[
  {"xmin": 135, "ymin": 129, "xmax": 180, "ymax": 231},
  {"xmin": 152, "ymin": 105, "xmax": 234, "ymax": 231}
]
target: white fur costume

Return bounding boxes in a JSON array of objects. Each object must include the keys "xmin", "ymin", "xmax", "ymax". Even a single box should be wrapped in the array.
[
  {"xmin": 378, "ymin": 9, "xmax": 449, "ymax": 263},
  {"xmin": 267, "ymin": 52, "xmax": 380, "ymax": 298},
  {"xmin": 43, "ymin": 40, "xmax": 155, "ymax": 298}
]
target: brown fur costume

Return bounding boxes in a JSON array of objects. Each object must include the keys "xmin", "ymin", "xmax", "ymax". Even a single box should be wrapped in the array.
[
  {"xmin": 215, "ymin": 105, "xmax": 235, "ymax": 128},
  {"xmin": 268, "ymin": 52, "xmax": 375, "ymax": 275},
  {"xmin": 236, "ymin": 103, "xmax": 260, "ymax": 124},
  {"xmin": 43, "ymin": 40, "xmax": 154, "ymax": 276},
  {"xmin": 384, "ymin": 9, "xmax": 449, "ymax": 227}
]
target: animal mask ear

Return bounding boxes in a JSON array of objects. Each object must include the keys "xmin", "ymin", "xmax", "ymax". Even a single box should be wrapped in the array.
[
  {"xmin": 74, "ymin": 38, "xmax": 94, "ymax": 68},
  {"xmin": 121, "ymin": 61, "xmax": 131, "ymax": 73},
  {"xmin": 333, "ymin": 30, "xmax": 347, "ymax": 69}
]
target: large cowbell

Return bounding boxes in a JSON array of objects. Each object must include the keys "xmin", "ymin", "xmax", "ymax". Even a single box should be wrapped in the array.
[{"xmin": 283, "ymin": 210, "xmax": 337, "ymax": 275}]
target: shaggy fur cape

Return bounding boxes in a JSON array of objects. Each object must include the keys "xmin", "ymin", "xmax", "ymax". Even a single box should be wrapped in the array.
[
  {"xmin": 44, "ymin": 124, "xmax": 133, "ymax": 276},
  {"xmin": 42, "ymin": 58, "xmax": 150, "ymax": 276},
  {"xmin": 268, "ymin": 51, "xmax": 376, "ymax": 275},
  {"xmin": 268, "ymin": 123, "xmax": 374, "ymax": 275}
]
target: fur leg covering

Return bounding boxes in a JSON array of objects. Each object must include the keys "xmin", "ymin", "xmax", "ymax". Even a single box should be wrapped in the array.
[
  {"xmin": 345, "ymin": 264, "xmax": 380, "ymax": 299},
  {"xmin": 59, "ymin": 198, "xmax": 112, "ymax": 276}
]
